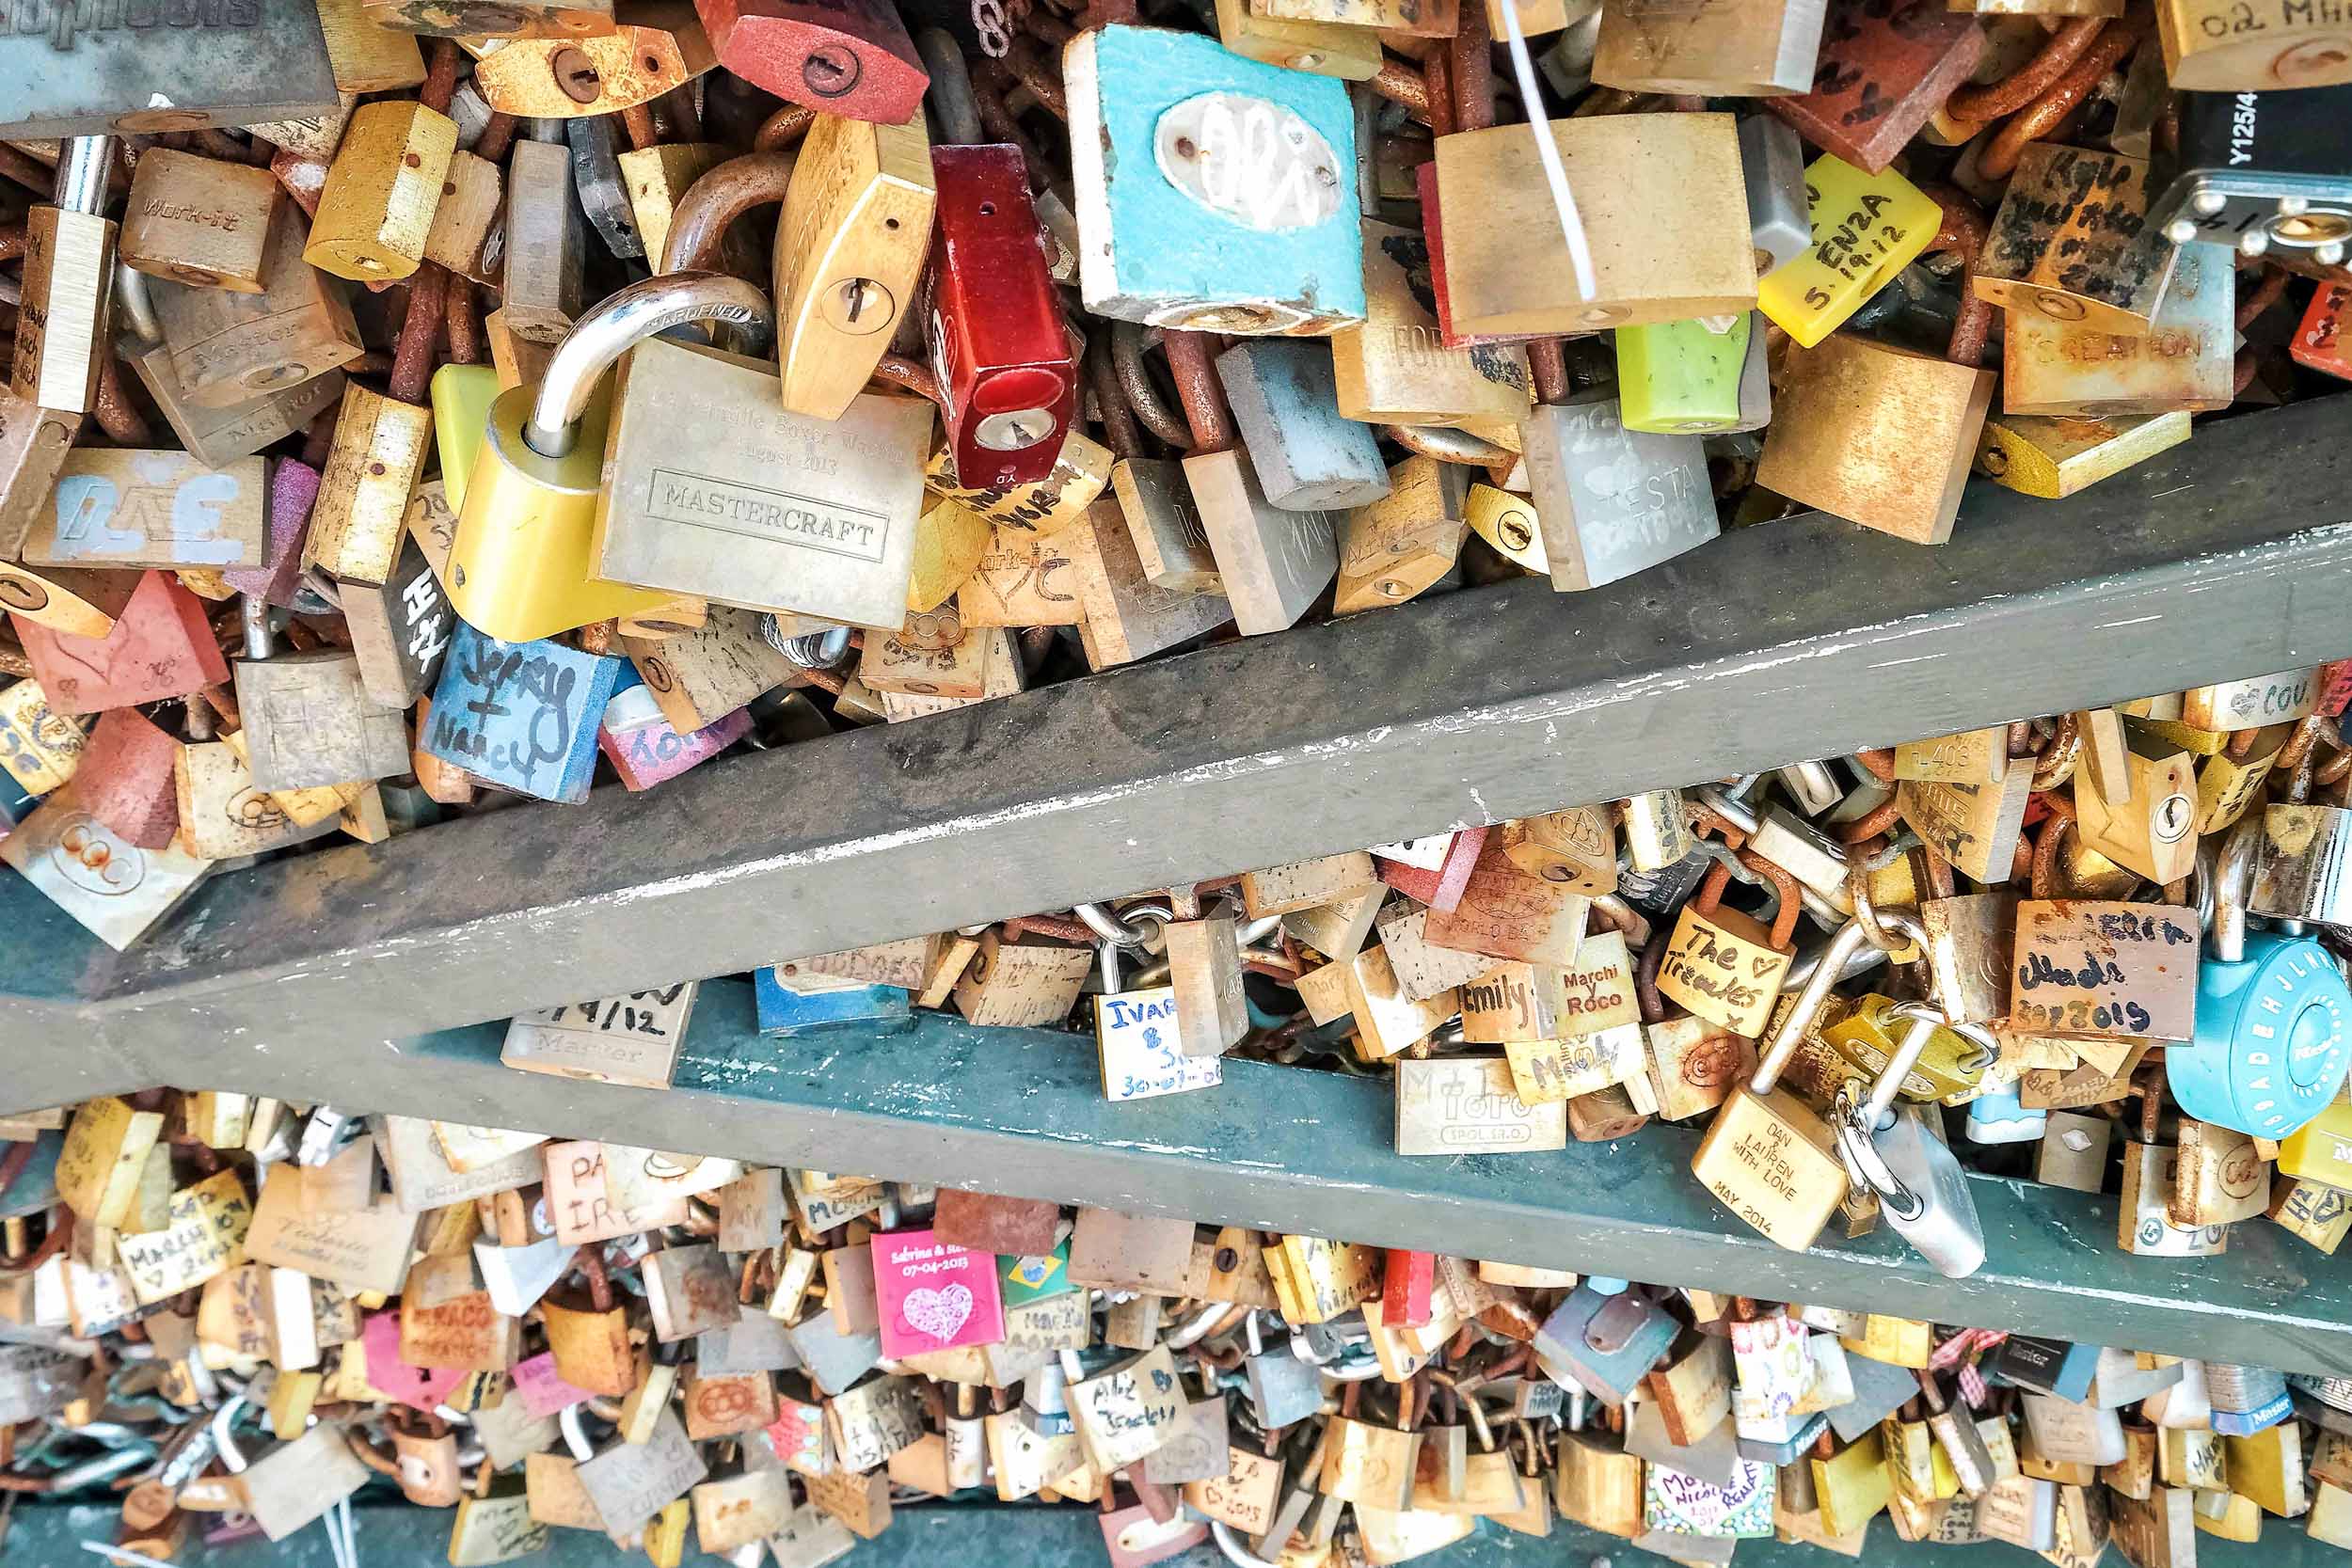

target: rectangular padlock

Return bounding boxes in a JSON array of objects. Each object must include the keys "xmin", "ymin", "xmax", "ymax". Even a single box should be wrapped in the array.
[
  {"xmin": 1756, "ymin": 154, "xmax": 1945, "ymax": 348},
  {"xmin": 1217, "ymin": 340, "xmax": 1391, "ymax": 510},
  {"xmin": 24, "ymin": 451, "xmax": 264, "ymax": 570},
  {"xmin": 1763, "ymin": 0, "xmax": 1983, "ymax": 173},
  {"xmin": 119, "ymin": 149, "xmax": 278, "ymax": 293},
  {"xmin": 1593, "ymin": 0, "xmax": 1825, "ymax": 93},
  {"xmin": 592, "ymin": 339, "xmax": 932, "ymax": 629},
  {"xmin": 1332, "ymin": 455, "xmax": 1468, "ymax": 612},
  {"xmin": 1334, "ymin": 221, "xmax": 1532, "ymax": 427},
  {"xmin": 1974, "ymin": 412, "xmax": 2191, "ymax": 499},
  {"xmin": 1756, "ymin": 333, "xmax": 1994, "ymax": 544},
  {"xmin": 1067, "ymin": 24, "xmax": 1365, "ymax": 335},
  {"xmin": 1521, "ymin": 391, "xmax": 1715, "ymax": 587},
  {"xmin": 1976, "ymin": 145, "xmax": 2177, "ymax": 336},
  {"xmin": 150, "ymin": 203, "xmax": 362, "ymax": 410},
  {"xmin": 1434, "ymin": 114, "xmax": 1755, "ymax": 336},
  {"xmin": 2003, "ymin": 241, "xmax": 2236, "ymax": 415},
  {"xmin": 697, "ymin": 0, "xmax": 928, "ymax": 125},
  {"xmin": 0, "ymin": 0, "xmax": 338, "ymax": 136},
  {"xmin": 2155, "ymin": 1, "xmax": 2352, "ymax": 93},
  {"xmin": 305, "ymin": 99, "xmax": 457, "ymax": 283},
  {"xmin": 469, "ymin": 5, "xmax": 716, "ymax": 118},
  {"xmin": 925, "ymin": 145, "xmax": 1074, "ymax": 490}
]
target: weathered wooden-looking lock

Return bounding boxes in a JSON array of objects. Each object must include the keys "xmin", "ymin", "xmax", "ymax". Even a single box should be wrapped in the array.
[
  {"xmin": 119, "ymin": 150, "xmax": 278, "ymax": 293},
  {"xmin": 927, "ymin": 145, "xmax": 1075, "ymax": 490},
  {"xmin": 1763, "ymin": 0, "xmax": 1983, "ymax": 172},
  {"xmin": 773, "ymin": 112, "xmax": 934, "ymax": 420},
  {"xmin": 1067, "ymin": 24, "xmax": 1366, "ymax": 335}
]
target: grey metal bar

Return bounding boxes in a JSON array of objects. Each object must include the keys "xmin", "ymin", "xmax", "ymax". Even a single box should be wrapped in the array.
[
  {"xmin": 5, "ymin": 398, "xmax": 2350, "ymax": 1060},
  {"xmin": 31, "ymin": 981, "xmax": 2352, "ymax": 1376}
]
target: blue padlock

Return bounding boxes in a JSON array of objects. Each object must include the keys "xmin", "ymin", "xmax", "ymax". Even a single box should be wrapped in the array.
[
  {"xmin": 1963, "ymin": 1080, "xmax": 2044, "ymax": 1145},
  {"xmin": 753, "ymin": 968, "xmax": 914, "ymax": 1037},
  {"xmin": 2171, "ymin": 929, "xmax": 2352, "ymax": 1138}
]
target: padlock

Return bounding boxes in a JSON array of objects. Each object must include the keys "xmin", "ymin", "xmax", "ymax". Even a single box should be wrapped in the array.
[
  {"xmin": 1830, "ymin": 1001, "xmax": 1987, "ymax": 1277},
  {"xmin": 2155, "ymin": 0, "xmax": 2352, "ymax": 92},
  {"xmin": 1534, "ymin": 1285, "xmax": 1680, "ymax": 1403},
  {"xmin": 1820, "ymin": 992, "xmax": 1993, "ymax": 1103},
  {"xmin": 1332, "ymin": 221, "xmax": 1533, "ymax": 428},
  {"xmin": 500, "ymin": 137, "xmax": 584, "ymax": 348},
  {"xmin": 1519, "ymin": 390, "xmax": 1714, "ymax": 589},
  {"xmin": 1332, "ymin": 455, "xmax": 1469, "ymax": 612},
  {"xmin": 1688, "ymin": 918, "xmax": 1870, "ymax": 1249},
  {"xmin": 119, "ymin": 149, "xmax": 278, "ymax": 292},
  {"xmin": 586, "ymin": 281, "xmax": 932, "ymax": 630},
  {"xmin": 771, "ymin": 112, "xmax": 933, "ymax": 420},
  {"xmin": 2174, "ymin": 820, "xmax": 2352, "ymax": 1138},
  {"xmin": 1754, "ymin": 332, "xmax": 1994, "ymax": 546},
  {"xmin": 24, "ymin": 449, "xmax": 264, "ymax": 571},
  {"xmin": 450, "ymin": 275, "xmax": 730, "ymax": 641},
  {"xmin": 925, "ymin": 145, "xmax": 1074, "ymax": 490},
  {"xmin": 1656, "ymin": 856, "xmax": 1798, "ymax": 1037},
  {"xmin": 1217, "ymin": 341, "xmax": 1391, "ymax": 510},
  {"xmin": 1433, "ymin": 114, "xmax": 1756, "ymax": 335},
  {"xmin": 2296, "ymin": 281, "xmax": 2352, "ymax": 380},
  {"xmin": 12, "ymin": 569, "xmax": 228, "ymax": 716},
  {"xmin": 2003, "ymin": 241, "xmax": 2236, "ymax": 416},
  {"xmin": 1214, "ymin": 0, "xmax": 1382, "ymax": 74},
  {"xmin": 1975, "ymin": 146, "xmax": 2178, "ymax": 336},
  {"xmin": 469, "ymin": 4, "xmax": 717, "ymax": 117},
  {"xmin": 113, "ymin": 265, "xmax": 344, "ymax": 472},
  {"xmin": 1974, "ymin": 413, "xmax": 2192, "ymax": 499},
  {"xmin": 1186, "ymin": 446, "xmax": 1341, "ymax": 635},
  {"xmin": 2250, "ymin": 801, "xmax": 2352, "ymax": 925},
  {"xmin": 1613, "ymin": 316, "xmax": 1750, "ymax": 435},
  {"xmin": 12, "ymin": 136, "xmax": 119, "ymax": 418},
  {"xmin": 1067, "ymin": 24, "xmax": 1366, "ymax": 335},
  {"xmin": 1763, "ymin": 0, "xmax": 1983, "ymax": 173},
  {"xmin": 144, "ymin": 203, "xmax": 362, "ymax": 412},
  {"xmin": 1592, "ymin": 0, "xmax": 1823, "ymax": 91},
  {"xmin": 305, "ymin": 99, "xmax": 458, "ymax": 283},
  {"xmin": 564, "ymin": 115, "xmax": 641, "ymax": 261}
]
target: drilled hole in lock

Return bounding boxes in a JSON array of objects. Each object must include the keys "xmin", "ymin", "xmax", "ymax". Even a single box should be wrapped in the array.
[
  {"xmin": 644, "ymin": 53, "xmax": 662, "ymax": 71},
  {"xmin": 979, "ymin": 201, "xmax": 996, "ymax": 216}
]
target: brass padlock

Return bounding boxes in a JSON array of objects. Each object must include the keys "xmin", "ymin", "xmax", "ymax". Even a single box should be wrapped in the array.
[
  {"xmin": 1975, "ymin": 146, "xmax": 2177, "ymax": 336},
  {"xmin": 13, "ymin": 136, "xmax": 119, "ymax": 418},
  {"xmin": 1688, "ymin": 919, "xmax": 1869, "ymax": 1250},
  {"xmin": 145, "ymin": 203, "xmax": 362, "ymax": 412},
  {"xmin": 773, "ymin": 111, "xmax": 935, "ymax": 420},
  {"xmin": 1655, "ymin": 856, "xmax": 1798, "ymax": 1037},
  {"xmin": 119, "ymin": 149, "xmax": 278, "ymax": 292},
  {"xmin": 306, "ymin": 99, "xmax": 458, "ymax": 282},
  {"xmin": 469, "ymin": 3, "xmax": 717, "ymax": 117}
]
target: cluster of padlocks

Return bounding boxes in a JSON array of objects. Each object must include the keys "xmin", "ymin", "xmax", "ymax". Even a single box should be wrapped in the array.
[
  {"xmin": 8, "ymin": 1096, "xmax": 2352, "ymax": 1567},
  {"xmin": 1, "ymin": 0, "xmax": 2350, "ymax": 898}
]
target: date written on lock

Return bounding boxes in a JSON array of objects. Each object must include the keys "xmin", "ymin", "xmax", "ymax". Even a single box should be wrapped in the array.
[{"xmin": 2010, "ymin": 900, "xmax": 2200, "ymax": 1042}]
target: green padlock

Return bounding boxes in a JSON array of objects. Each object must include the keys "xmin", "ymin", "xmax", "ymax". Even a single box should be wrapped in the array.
[{"xmin": 1614, "ymin": 314, "xmax": 1751, "ymax": 434}]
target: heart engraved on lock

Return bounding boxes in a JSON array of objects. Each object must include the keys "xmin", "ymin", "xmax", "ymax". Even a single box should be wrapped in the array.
[{"xmin": 903, "ymin": 1283, "xmax": 974, "ymax": 1341}]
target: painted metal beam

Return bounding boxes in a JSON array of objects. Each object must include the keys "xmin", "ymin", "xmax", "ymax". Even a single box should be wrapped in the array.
[
  {"xmin": 2, "ymin": 402, "xmax": 2349, "ymax": 1058},
  {"xmin": 8, "ymin": 1466, "xmax": 2350, "ymax": 1566},
  {"xmin": 20, "ymin": 980, "xmax": 2352, "ymax": 1376}
]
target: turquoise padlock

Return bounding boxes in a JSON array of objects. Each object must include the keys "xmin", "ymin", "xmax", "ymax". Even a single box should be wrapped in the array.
[
  {"xmin": 1963, "ymin": 1081, "xmax": 2043, "ymax": 1145},
  {"xmin": 2171, "ymin": 929, "xmax": 2352, "ymax": 1138}
]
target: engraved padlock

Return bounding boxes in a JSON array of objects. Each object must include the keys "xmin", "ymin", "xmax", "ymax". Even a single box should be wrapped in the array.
[
  {"xmin": 452, "ymin": 272, "xmax": 772, "ymax": 641},
  {"xmin": 13, "ymin": 136, "xmax": 119, "ymax": 418}
]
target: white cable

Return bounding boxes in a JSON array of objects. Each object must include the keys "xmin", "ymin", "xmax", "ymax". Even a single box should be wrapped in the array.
[{"xmin": 1496, "ymin": 0, "xmax": 1598, "ymax": 303}]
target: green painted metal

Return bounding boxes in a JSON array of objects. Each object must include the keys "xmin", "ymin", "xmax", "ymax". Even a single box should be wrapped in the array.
[
  {"xmin": 14, "ymin": 976, "xmax": 2349, "ymax": 1374},
  {"xmin": 8, "ymin": 1497, "xmax": 2348, "ymax": 1567}
]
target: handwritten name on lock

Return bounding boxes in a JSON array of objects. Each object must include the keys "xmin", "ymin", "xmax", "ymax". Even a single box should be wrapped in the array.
[
  {"xmin": 425, "ymin": 626, "xmax": 620, "ymax": 800},
  {"xmin": 2011, "ymin": 901, "xmax": 2199, "ymax": 1041},
  {"xmin": 1075, "ymin": 1344, "xmax": 1186, "ymax": 1469},
  {"xmin": 872, "ymin": 1229, "xmax": 1006, "ymax": 1359}
]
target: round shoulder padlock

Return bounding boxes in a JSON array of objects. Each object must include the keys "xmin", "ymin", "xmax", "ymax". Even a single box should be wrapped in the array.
[{"xmin": 2173, "ymin": 930, "xmax": 2352, "ymax": 1138}]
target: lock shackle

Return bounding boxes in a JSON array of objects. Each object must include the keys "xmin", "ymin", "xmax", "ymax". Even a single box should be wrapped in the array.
[
  {"xmin": 113, "ymin": 262, "xmax": 161, "ymax": 346},
  {"xmin": 525, "ymin": 272, "xmax": 777, "ymax": 460},
  {"xmin": 2208, "ymin": 817, "xmax": 2261, "ymax": 963},
  {"xmin": 1754, "ymin": 918, "xmax": 1876, "ymax": 1095},
  {"xmin": 915, "ymin": 28, "xmax": 984, "ymax": 146},
  {"xmin": 1864, "ymin": 1002, "xmax": 1949, "ymax": 1130},
  {"xmin": 56, "ymin": 135, "xmax": 114, "ymax": 215}
]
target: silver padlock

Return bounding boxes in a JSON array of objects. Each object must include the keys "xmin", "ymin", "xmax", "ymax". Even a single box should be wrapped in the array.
[
  {"xmin": 1834, "ymin": 1002, "xmax": 1988, "ymax": 1278},
  {"xmin": 1245, "ymin": 1313, "xmax": 1325, "ymax": 1430},
  {"xmin": 2249, "ymin": 803, "xmax": 2352, "ymax": 929}
]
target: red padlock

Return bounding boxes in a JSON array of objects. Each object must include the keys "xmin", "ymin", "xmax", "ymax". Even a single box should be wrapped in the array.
[
  {"xmin": 926, "ymin": 145, "xmax": 1076, "ymax": 491},
  {"xmin": 693, "ymin": 0, "xmax": 930, "ymax": 124}
]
